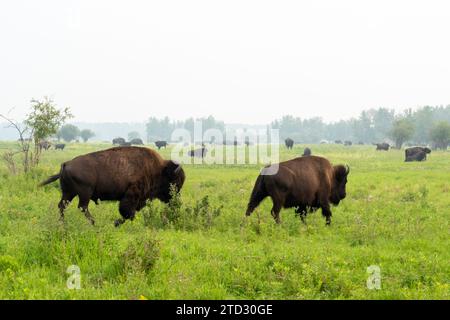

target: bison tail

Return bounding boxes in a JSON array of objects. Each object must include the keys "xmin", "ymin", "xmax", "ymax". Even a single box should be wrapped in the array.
[
  {"xmin": 39, "ymin": 174, "xmax": 60, "ymax": 187},
  {"xmin": 245, "ymin": 175, "xmax": 267, "ymax": 216}
]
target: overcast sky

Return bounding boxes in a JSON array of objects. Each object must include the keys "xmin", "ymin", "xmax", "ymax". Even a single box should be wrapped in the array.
[{"xmin": 1, "ymin": 0, "xmax": 450, "ymax": 124}]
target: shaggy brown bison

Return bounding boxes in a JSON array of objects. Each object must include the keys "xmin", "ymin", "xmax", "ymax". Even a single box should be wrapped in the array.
[
  {"xmin": 155, "ymin": 141, "xmax": 168, "ymax": 149},
  {"xmin": 39, "ymin": 147, "xmax": 185, "ymax": 227},
  {"xmin": 285, "ymin": 138, "xmax": 294, "ymax": 149},
  {"xmin": 245, "ymin": 156, "xmax": 350, "ymax": 225},
  {"xmin": 405, "ymin": 147, "xmax": 431, "ymax": 162}
]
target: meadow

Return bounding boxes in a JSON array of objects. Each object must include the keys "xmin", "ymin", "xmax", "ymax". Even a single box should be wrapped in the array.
[{"xmin": 0, "ymin": 141, "xmax": 449, "ymax": 299}]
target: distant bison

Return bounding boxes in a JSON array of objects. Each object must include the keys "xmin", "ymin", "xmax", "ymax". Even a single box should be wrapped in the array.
[
  {"xmin": 335, "ymin": 140, "xmax": 343, "ymax": 144},
  {"xmin": 302, "ymin": 147, "xmax": 312, "ymax": 156},
  {"xmin": 113, "ymin": 137, "xmax": 126, "ymax": 145},
  {"xmin": 405, "ymin": 147, "xmax": 431, "ymax": 162},
  {"xmin": 155, "ymin": 141, "xmax": 168, "ymax": 149},
  {"xmin": 130, "ymin": 138, "xmax": 144, "ymax": 145},
  {"xmin": 285, "ymin": 138, "xmax": 294, "ymax": 150},
  {"xmin": 55, "ymin": 144, "xmax": 66, "ymax": 150},
  {"xmin": 39, "ymin": 147, "xmax": 185, "ymax": 227},
  {"xmin": 344, "ymin": 140, "xmax": 352, "ymax": 146},
  {"xmin": 375, "ymin": 143, "xmax": 390, "ymax": 151},
  {"xmin": 39, "ymin": 141, "xmax": 51, "ymax": 151},
  {"xmin": 188, "ymin": 146, "xmax": 207, "ymax": 158},
  {"xmin": 245, "ymin": 156, "xmax": 350, "ymax": 225}
]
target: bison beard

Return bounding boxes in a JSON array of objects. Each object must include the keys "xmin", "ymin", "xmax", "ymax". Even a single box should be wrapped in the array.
[
  {"xmin": 39, "ymin": 146, "xmax": 185, "ymax": 227},
  {"xmin": 245, "ymin": 156, "xmax": 349, "ymax": 226}
]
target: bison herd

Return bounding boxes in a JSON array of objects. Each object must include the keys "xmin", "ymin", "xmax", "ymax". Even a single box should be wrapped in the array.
[{"xmin": 39, "ymin": 137, "xmax": 437, "ymax": 227}]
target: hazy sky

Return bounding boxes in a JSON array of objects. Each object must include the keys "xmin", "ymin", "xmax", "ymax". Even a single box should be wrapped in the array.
[{"xmin": 1, "ymin": 0, "xmax": 450, "ymax": 124}]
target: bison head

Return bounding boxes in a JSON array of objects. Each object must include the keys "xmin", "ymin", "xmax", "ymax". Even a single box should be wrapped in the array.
[
  {"xmin": 159, "ymin": 160, "xmax": 185, "ymax": 203},
  {"xmin": 331, "ymin": 165, "xmax": 350, "ymax": 205},
  {"xmin": 423, "ymin": 147, "xmax": 431, "ymax": 154}
]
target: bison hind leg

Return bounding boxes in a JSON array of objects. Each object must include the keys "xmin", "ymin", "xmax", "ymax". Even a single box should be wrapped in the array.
[
  {"xmin": 77, "ymin": 193, "xmax": 95, "ymax": 225},
  {"xmin": 295, "ymin": 206, "xmax": 307, "ymax": 224},
  {"xmin": 58, "ymin": 192, "xmax": 75, "ymax": 222}
]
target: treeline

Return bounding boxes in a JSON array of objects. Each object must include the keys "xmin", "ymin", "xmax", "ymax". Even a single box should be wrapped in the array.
[{"xmin": 271, "ymin": 105, "xmax": 450, "ymax": 147}]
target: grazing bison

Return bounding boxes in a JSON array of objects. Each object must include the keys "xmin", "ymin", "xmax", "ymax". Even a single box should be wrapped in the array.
[
  {"xmin": 245, "ymin": 156, "xmax": 349, "ymax": 225},
  {"xmin": 335, "ymin": 140, "xmax": 343, "ymax": 144},
  {"xmin": 55, "ymin": 144, "xmax": 66, "ymax": 150},
  {"xmin": 155, "ymin": 141, "xmax": 168, "ymax": 149},
  {"xmin": 130, "ymin": 138, "xmax": 144, "ymax": 145},
  {"xmin": 405, "ymin": 147, "xmax": 431, "ymax": 162},
  {"xmin": 302, "ymin": 147, "xmax": 312, "ymax": 156},
  {"xmin": 113, "ymin": 137, "xmax": 126, "ymax": 145},
  {"xmin": 285, "ymin": 138, "xmax": 294, "ymax": 150},
  {"xmin": 39, "ymin": 147, "xmax": 185, "ymax": 227},
  {"xmin": 39, "ymin": 141, "xmax": 51, "ymax": 151},
  {"xmin": 188, "ymin": 146, "xmax": 207, "ymax": 158},
  {"xmin": 344, "ymin": 140, "xmax": 352, "ymax": 146},
  {"xmin": 375, "ymin": 143, "xmax": 390, "ymax": 151}
]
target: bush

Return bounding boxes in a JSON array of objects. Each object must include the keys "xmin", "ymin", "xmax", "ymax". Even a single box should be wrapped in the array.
[{"xmin": 120, "ymin": 234, "xmax": 160, "ymax": 275}]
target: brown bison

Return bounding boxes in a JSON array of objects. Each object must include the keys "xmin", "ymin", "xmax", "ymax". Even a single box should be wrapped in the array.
[
  {"xmin": 245, "ymin": 156, "xmax": 350, "ymax": 225},
  {"xmin": 55, "ymin": 143, "xmax": 66, "ymax": 150},
  {"xmin": 39, "ymin": 140, "xmax": 52, "ymax": 151},
  {"xmin": 405, "ymin": 147, "xmax": 431, "ymax": 162},
  {"xmin": 285, "ymin": 138, "xmax": 294, "ymax": 150},
  {"xmin": 39, "ymin": 147, "xmax": 185, "ymax": 227}
]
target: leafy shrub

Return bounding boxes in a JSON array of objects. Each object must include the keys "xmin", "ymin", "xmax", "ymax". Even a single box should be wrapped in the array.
[{"xmin": 120, "ymin": 234, "xmax": 160, "ymax": 274}]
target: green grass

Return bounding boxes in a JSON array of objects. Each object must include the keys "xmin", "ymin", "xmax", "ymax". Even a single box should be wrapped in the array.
[{"xmin": 0, "ymin": 142, "xmax": 449, "ymax": 299}]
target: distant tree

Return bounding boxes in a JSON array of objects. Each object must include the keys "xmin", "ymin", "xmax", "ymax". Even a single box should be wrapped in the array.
[
  {"xmin": 430, "ymin": 121, "xmax": 450, "ymax": 150},
  {"xmin": 1, "ymin": 97, "xmax": 71, "ymax": 172},
  {"xmin": 80, "ymin": 129, "xmax": 95, "ymax": 142},
  {"xmin": 128, "ymin": 131, "xmax": 140, "ymax": 141},
  {"xmin": 59, "ymin": 124, "xmax": 80, "ymax": 142},
  {"xmin": 389, "ymin": 119, "xmax": 415, "ymax": 149}
]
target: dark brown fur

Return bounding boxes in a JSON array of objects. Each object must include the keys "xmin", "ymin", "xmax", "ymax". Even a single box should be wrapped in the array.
[
  {"xmin": 285, "ymin": 138, "xmax": 294, "ymax": 149},
  {"xmin": 245, "ymin": 156, "xmax": 349, "ymax": 225},
  {"xmin": 39, "ymin": 146, "xmax": 185, "ymax": 227}
]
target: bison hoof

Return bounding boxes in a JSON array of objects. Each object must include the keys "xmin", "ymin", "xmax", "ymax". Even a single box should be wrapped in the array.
[{"xmin": 114, "ymin": 219, "xmax": 124, "ymax": 227}]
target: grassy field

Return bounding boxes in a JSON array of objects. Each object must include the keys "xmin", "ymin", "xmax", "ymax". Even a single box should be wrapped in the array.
[{"xmin": 0, "ymin": 141, "xmax": 449, "ymax": 299}]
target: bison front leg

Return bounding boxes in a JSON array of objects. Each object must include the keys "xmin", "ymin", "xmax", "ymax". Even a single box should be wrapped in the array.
[
  {"xmin": 116, "ymin": 196, "xmax": 137, "ymax": 227},
  {"xmin": 321, "ymin": 204, "xmax": 332, "ymax": 226},
  {"xmin": 295, "ymin": 206, "xmax": 307, "ymax": 224}
]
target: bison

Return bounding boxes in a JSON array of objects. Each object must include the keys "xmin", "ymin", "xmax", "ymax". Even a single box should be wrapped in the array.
[
  {"xmin": 155, "ymin": 141, "xmax": 168, "ymax": 149},
  {"xmin": 375, "ymin": 143, "xmax": 390, "ymax": 151},
  {"xmin": 55, "ymin": 144, "xmax": 66, "ymax": 150},
  {"xmin": 335, "ymin": 140, "xmax": 343, "ymax": 144},
  {"xmin": 113, "ymin": 137, "xmax": 126, "ymax": 145},
  {"xmin": 245, "ymin": 156, "xmax": 350, "ymax": 226},
  {"xmin": 285, "ymin": 138, "xmax": 294, "ymax": 150},
  {"xmin": 39, "ymin": 146, "xmax": 185, "ymax": 227},
  {"xmin": 344, "ymin": 140, "xmax": 352, "ymax": 146},
  {"xmin": 130, "ymin": 138, "xmax": 144, "ymax": 145},
  {"xmin": 39, "ymin": 141, "xmax": 51, "ymax": 151},
  {"xmin": 302, "ymin": 147, "xmax": 312, "ymax": 156},
  {"xmin": 405, "ymin": 147, "xmax": 431, "ymax": 162},
  {"xmin": 188, "ymin": 146, "xmax": 207, "ymax": 158}
]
